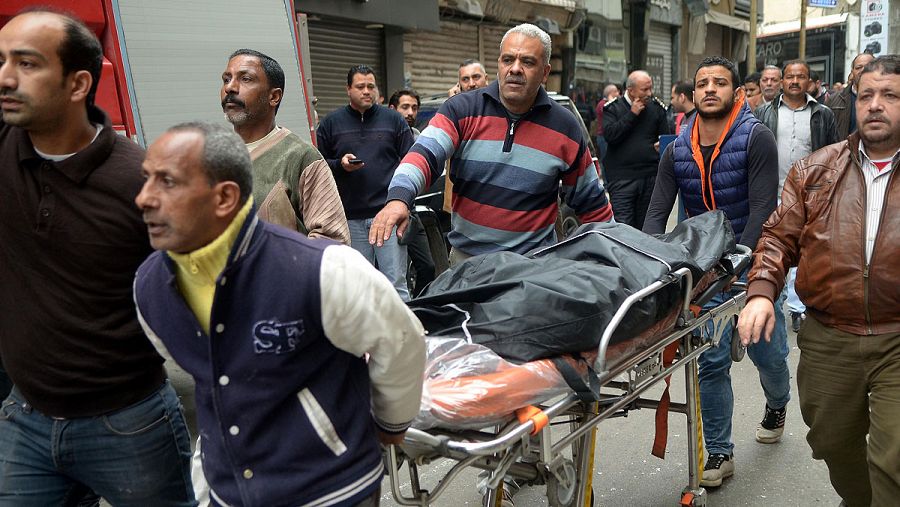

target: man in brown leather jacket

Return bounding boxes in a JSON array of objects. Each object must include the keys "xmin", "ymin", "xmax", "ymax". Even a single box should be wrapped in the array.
[{"xmin": 738, "ymin": 55, "xmax": 900, "ymax": 507}]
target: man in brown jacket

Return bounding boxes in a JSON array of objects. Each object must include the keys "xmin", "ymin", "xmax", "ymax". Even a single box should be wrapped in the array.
[
  {"xmin": 221, "ymin": 48, "xmax": 349, "ymax": 244},
  {"xmin": 738, "ymin": 55, "xmax": 900, "ymax": 507}
]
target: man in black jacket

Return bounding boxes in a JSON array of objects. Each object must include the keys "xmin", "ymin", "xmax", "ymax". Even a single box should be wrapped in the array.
[
  {"xmin": 602, "ymin": 70, "xmax": 670, "ymax": 228},
  {"xmin": 755, "ymin": 60, "xmax": 839, "ymax": 332},
  {"xmin": 317, "ymin": 65, "xmax": 415, "ymax": 301},
  {"xmin": 827, "ymin": 52, "xmax": 876, "ymax": 139}
]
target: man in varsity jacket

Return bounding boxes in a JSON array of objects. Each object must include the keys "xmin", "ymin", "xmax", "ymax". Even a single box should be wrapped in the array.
[
  {"xmin": 369, "ymin": 23, "xmax": 613, "ymax": 264},
  {"xmin": 133, "ymin": 122, "xmax": 425, "ymax": 507}
]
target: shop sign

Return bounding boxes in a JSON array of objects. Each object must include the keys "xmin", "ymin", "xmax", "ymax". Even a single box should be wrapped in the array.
[{"xmin": 860, "ymin": 0, "xmax": 889, "ymax": 56}]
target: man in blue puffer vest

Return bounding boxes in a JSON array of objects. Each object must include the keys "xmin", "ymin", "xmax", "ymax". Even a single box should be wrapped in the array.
[
  {"xmin": 133, "ymin": 122, "xmax": 425, "ymax": 506},
  {"xmin": 643, "ymin": 56, "xmax": 790, "ymax": 489}
]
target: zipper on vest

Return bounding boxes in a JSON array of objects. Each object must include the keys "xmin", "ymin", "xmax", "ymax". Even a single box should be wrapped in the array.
[{"xmin": 503, "ymin": 120, "xmax": 517, "ymax": 152}]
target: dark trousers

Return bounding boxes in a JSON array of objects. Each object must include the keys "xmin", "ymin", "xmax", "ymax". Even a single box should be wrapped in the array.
[
  {"xmin": 797, "ymin": 316, "xmax": 900, "ymax": 506},
  {"xmin": 406, "ymin": 214, "xmax": 435, "ymax": 297},
  {"xmin": 606, "ymin": 175, "xmax": 656, "ymax": 229},
  {"xmin": 354, "ymin": 486, "xmax": 380, "ymax": 506},
  {"xmin": 0, "ymin": 356, "xmax": 10, "ymax": 400}
]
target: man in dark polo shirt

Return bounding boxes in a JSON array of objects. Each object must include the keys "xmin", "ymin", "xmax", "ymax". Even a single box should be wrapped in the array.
[{"xmin": 0, "ymin": 10, "xmax": 194, "ymax": 505}]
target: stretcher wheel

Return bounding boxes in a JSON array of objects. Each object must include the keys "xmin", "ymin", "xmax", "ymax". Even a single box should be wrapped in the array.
[
  {"xmin": 547, "ymin": 476, "xmax": 594, "ymax": 507},
  {"xmin": 730, "ymin": 318, "xmax": 745, "ymax": 362},
  {"xmin": 546, "ymin": 460, "xmax": 577, "ymax": 506},
  {"xmin": 680, "ymin": 489, "xmax": 706, "ymax": 506}
]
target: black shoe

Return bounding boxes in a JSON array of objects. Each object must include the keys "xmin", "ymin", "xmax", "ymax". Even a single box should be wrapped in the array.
[
  {"xmin": 700, "ymin": 453, "xmax": 734, "ymax": 487},
  {"xmin": 790, "ymin": 311, "xmax": 805, "ymax": 332},
  {"xmin": 756, "ymin": 404, "xmax": 787, "ymax": 443}
]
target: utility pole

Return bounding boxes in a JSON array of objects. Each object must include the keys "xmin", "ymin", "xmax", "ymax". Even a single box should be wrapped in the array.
[
  {"xmin": 749, "ymin": 0, "xmax": 757, "ymax": 72},
  {"xmin": 799, "ymin": 0, "xmax": 807, "ymax": 59}
]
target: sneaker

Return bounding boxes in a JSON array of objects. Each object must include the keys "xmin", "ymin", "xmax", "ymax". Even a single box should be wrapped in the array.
[
  {"xmin": 790, "ymin": 311, "xmax": 805, "ymax": 333},
  {"xmin": 756, "ymin": 404, "xmax": 787, "ymax": 443},
  {"xmin": 700, "ymin": 453, "xmax": 734, "ymax": 488}
]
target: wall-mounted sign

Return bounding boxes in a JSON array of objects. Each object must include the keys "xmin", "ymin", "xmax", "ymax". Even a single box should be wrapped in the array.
[
  {"xmin": 809, "ymin": 0, "xmax": 838, "ymax": 7},
  {"xmin": 860, "ymin": 0, "xmax": 889, "ymax": 56}
]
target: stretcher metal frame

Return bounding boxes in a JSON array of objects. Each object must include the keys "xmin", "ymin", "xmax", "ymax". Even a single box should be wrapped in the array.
[{"xmin": 387, "ymin": 247, "xmax": 751, "ymax": 507}]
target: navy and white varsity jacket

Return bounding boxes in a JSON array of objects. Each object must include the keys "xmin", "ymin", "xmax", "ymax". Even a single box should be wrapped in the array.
[{"xmin": 134, "ymin": 209, "xmax": 425, "ymax": 507}]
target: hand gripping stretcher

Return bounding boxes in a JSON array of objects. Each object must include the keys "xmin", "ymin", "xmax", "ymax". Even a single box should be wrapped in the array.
[{"xmin": 386, "ymin": 231, "xmax": 752, "ymax": 507}]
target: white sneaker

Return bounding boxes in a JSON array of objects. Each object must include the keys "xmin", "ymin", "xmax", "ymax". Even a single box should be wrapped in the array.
[{"xmin": 700, "ymin": 453, "xmax": 734, "ymax": 488}]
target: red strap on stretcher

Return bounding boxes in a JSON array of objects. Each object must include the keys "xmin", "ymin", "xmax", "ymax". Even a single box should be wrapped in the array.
[
  {"xmin": 516, "ymin": 405, "xmax": 549, "ymax": 435},
  {"xmin": 652, "ymin": 342, "xmax": 680, "ymax": 459}
]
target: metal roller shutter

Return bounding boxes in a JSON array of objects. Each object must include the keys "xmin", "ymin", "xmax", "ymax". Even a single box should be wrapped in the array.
[
  {"xmin": 307, "ymin": 19, "xmax": 385, "ymax": 116},
  {"xmin": 113, "ymin": 0, "xmax": 312, "ymax": 144},
  {"xmin": 404, "ymin": 20, "xmax": 479, "ymax": 97},
  {"xmin": 648, "ymin": 22, "xmax": 673, "ymax": 98},
  {"xmin": 478, "ymin": 23, "xmax": 508, "ymax": 79},
  {"xmin": 403, "ymin": 20, "xmax": 510, "ymax": 97}
]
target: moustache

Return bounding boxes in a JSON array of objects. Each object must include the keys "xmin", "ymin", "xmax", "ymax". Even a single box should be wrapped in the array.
[
  {"xmin": 221, "ymin": 94, "xmax": 245, "ymax": 109},
  {"xmin": 865, "ymin": 114, "xmax": 890, "ymax": 125},
  {"xmin": 505, "ymin": 76, "xmax": 526, "ymax": 85}
]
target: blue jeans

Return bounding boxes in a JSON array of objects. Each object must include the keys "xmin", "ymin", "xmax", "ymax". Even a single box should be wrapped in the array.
[
  {"xmin": 348, "ymin": 217, "xmax": 410, "ymax": 301},
  {"xmin": 0, "ymin": 382, "xmax": 195, "ymax": 506},
  {"xmin": 785, "ymin": 267, "xmax": 806, "ymax": 314},
  {"xmin": 699, "ymin": 289, "xmax": 791, "ymax": 456},
  {"xmin": 595, "ymin": 136, "xmax": 608, "ymax": 163}
]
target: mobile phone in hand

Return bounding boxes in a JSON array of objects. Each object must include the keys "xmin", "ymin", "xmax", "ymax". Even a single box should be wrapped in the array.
[{"xmin": 349, "ymin": 158, "xmax": 363, "ymax": 164}]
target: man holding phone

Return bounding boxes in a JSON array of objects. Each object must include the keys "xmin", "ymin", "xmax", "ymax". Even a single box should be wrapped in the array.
[{"xmin": 317, "ymin": 65, "xmax": 415, "ymax": 301}]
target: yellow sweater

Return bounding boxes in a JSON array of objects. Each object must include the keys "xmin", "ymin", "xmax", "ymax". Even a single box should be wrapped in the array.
[{"xmin": 168, "ymin": 199, "xmax": 253, "ymax": 334}]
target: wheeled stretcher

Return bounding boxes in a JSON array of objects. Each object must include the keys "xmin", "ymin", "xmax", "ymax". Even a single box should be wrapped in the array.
[{"xmin": 388, "ymin": 216, "xmax": 751, "ymax": 507}]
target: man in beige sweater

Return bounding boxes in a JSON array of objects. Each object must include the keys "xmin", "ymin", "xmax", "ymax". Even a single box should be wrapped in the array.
[{"xmin": 221, "ymin": 48, "xmax": 349, "ymax": 244}]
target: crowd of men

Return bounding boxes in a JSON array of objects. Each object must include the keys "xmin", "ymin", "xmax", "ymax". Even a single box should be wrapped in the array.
[{"xmin": 0, "ymin": 5, "xmax": 897, "ymax": 507}]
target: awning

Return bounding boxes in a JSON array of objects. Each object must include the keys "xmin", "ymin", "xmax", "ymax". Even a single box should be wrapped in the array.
[
  {"xmin": 759, "ymin": 13, "xmax": 848, "ymax": 38},
  {"xmin": 705, "ymin": 10, "xmax": 750, "ymax": 33}
]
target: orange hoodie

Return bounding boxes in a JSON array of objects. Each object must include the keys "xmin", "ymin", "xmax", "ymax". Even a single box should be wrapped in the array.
[{"xmin": 689, "ymin": 87, "xmax": 747, "ymax": 212}]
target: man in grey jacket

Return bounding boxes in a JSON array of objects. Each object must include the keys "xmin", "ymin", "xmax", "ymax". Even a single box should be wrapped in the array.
[{"xmin": 754, "ymin": 59, "xmax": 839, "ymax": 333}]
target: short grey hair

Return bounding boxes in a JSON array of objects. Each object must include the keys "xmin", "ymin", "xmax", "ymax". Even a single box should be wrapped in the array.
[
  {"xmin": 500, "ymin": 23, "xmax": 552, "ymax": 66},
  {"xmin": 762, "ymin": 65, "xmax": 782, "ymax": 78},
  {"xmin": 167, "ymin": 122, "xmax": 253, "ymax": 204}
]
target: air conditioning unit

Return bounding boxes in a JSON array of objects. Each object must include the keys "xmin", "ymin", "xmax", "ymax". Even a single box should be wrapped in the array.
[{"xmin": 534, "ymin": 16, "xmax": 561, "ymax": 35}]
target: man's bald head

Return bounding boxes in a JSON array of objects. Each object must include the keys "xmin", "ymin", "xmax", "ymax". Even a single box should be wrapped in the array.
[
  {"xmin": 625, "ymin": 71, "xmax": 653, "ymax": 102},
  {"xmin": 603, "ymin": 83, "xmax": 619, "ymax": 100}
]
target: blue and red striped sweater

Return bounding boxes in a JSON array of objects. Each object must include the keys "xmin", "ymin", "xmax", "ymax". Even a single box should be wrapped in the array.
[{"xmin": 387, "ymin": 82, "xmax": 613, "ymax": 255}]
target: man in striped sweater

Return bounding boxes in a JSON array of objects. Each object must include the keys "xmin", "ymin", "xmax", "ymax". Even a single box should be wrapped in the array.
[{"xmin": 369, "ymin": 23, "xmax": 613, "ymax": 265}]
